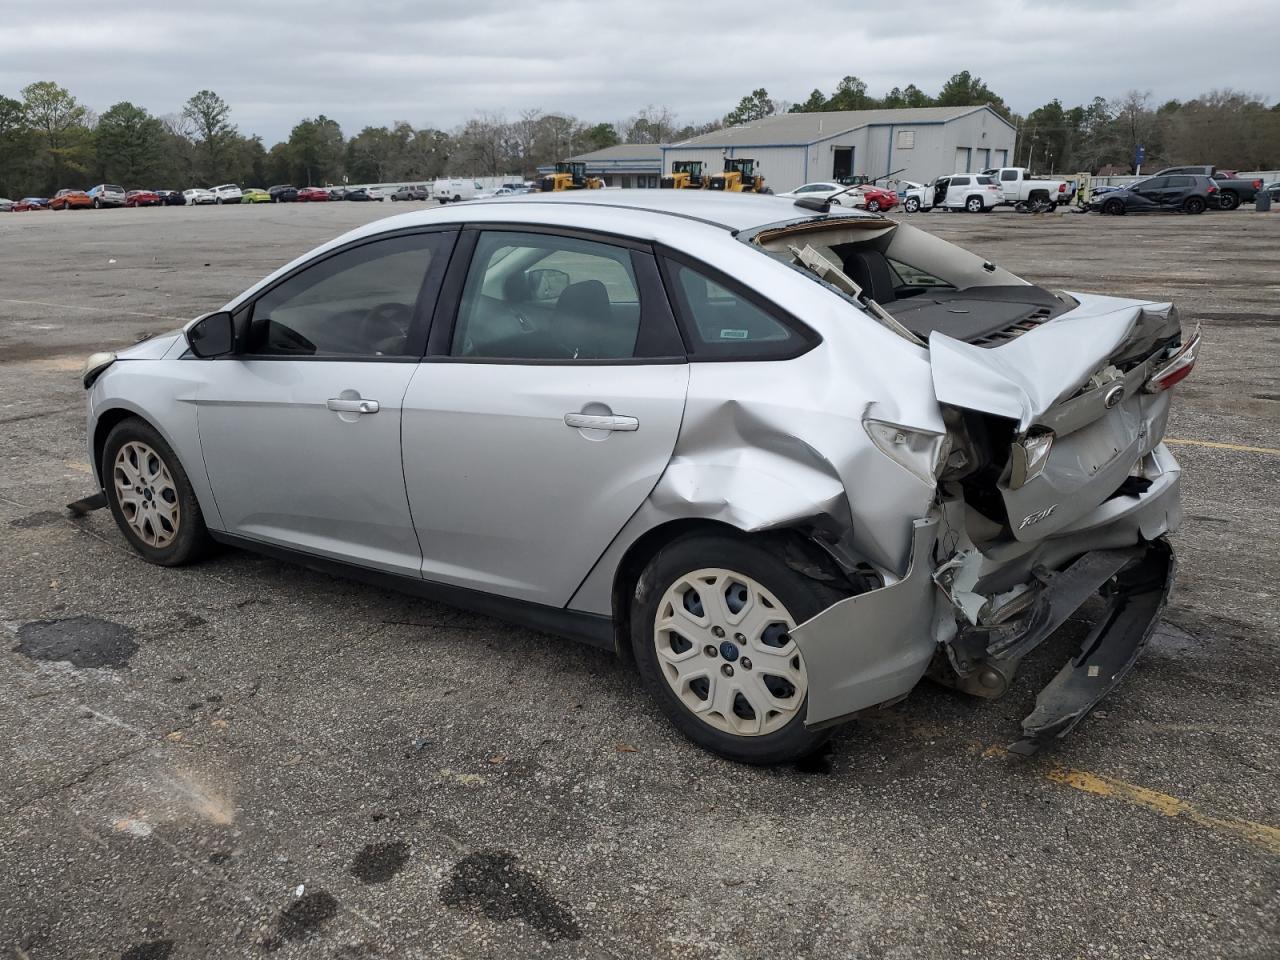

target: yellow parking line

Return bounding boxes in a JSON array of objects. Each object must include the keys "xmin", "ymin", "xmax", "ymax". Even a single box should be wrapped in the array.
[
  {"xmin": 1046, "ymin": 766, "xmax": 1280, "ymax": 856},
  {"xmin": 1165, "ymin": 438, "xmax": 1280, "ymax": 456}
]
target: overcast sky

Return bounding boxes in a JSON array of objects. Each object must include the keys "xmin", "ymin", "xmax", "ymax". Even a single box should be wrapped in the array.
[{"xmin": 1, "ymin": 0, "xmax": 1273, "ymax": 143}]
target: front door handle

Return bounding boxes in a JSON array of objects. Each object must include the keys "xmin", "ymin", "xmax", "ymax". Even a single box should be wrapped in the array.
[
  {"xmin": 564, "ymin": 413, "xmax": 638, "ymax": 432},
  {"xmin": 327, "ymin": 397, "xmax": 380, "ymax": 414}
]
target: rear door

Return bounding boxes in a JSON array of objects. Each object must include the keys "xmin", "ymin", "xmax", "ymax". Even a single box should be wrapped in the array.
[
  {"xmin": 1129, "ymin": 177, "xmax": 1165, "ymax": 210},
  {"xmin": 401, "ymin": 228, "xmax": 689, "ymax": 606}
]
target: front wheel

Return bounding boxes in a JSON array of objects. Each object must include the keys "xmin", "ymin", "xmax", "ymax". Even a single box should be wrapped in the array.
[
  {"xmin": 93, "ymin": 199, "xmax": 101, "ymax": 209},
  {"xmin": 103, "ymin": 418, "xmax": 214, "ymax": 566},
  {"xmin": 1103, "ymin": 198, "xmax": 1125, "ymax": 216},
  {"xmin": 631, "ymin": 533, "xmax": 847, "ymax": 764},
  {"xmin": 904, "ymin": 197, "xmax": 920, "ymax": 213}
]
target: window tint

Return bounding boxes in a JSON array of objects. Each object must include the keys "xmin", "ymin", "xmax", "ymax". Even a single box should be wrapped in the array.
[
  {"xmin": 951, "ymin": 176, "xmax": 970, "ymax": 186},
  {"xmin": 975, "ymin": 175, "xmax": 994, "ymax": 185},
  {"xmin": 247, "ymin": 234, "xmax": 441, "ymax": 357},
  {"xmin": 452, "ymin": 231, "xmax": 642, "ymax": 360},
  {"xmin": 1000, "ymin": 169, "xmax": 1018, "ymax": 181},
  {"xmin": 1140, "ymin": 177, "xmax": 1168, "ymax": 189},
  {"xmin": 665, "ymin": 260, "xmax": 801, "ymax": 359},
  {"xmin": 1167, "ymin": 176, "xmax": 1193, "ymax": 187}
]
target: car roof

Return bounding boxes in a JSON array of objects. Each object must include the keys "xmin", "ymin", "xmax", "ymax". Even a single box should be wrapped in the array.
[{"xmin": 453, "ymin": 189, "xmax": 879, "ymax": 232}]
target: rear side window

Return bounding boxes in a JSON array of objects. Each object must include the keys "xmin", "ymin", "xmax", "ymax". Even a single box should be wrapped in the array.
[
  {"xmin": 663, "ymin": 258, "xmax": 813, "ymax": 360},
  {"xmin": 976, "ymin": 176, "xmax": 994, "ymax": 185}
]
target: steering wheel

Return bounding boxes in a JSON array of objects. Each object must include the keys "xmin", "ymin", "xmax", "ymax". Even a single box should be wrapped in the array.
[{"xmin": 360, "ymin": 302, "xmax": 412, "ymax": 354}]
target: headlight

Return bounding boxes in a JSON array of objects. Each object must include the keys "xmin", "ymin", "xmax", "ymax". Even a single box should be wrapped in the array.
[
  {"xmin": 864, "ymin": 418, "xmax": 949, "ymax": 487},
  {"xmin": 82, "ymin": 351, "xmax": 116, "ymax": 389}
]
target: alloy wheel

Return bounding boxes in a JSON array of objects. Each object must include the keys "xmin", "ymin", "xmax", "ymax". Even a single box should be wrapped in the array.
[
  {"xmin": 113, "ymin": 441, "xmax": 180, "ymax": 548},
  {"xmin": 653, "ymin": 568, "xmax": 807, "ymax": 737}
]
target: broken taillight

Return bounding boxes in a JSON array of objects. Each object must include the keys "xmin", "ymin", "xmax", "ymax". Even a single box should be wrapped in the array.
[
  {"xmin": 1207, "ymin": 184, "xmax": 1218, "ymax": 194},
  {"xmin": 1144, "ymin": 331, "xmax": 1201, "ymax": 393},
  {"xmin": 1058, "ymin": 183, "xmax": 1066, "ymax": 193}
]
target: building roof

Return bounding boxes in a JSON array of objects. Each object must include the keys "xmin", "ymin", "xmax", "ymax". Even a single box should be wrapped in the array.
[
  {"xmin": 670, "ymin": 106, "xmax": 1004, "ymax": 148},
  {"xmin": 568, "ymin": 143, "xmax": 666, "ymax": 162}
]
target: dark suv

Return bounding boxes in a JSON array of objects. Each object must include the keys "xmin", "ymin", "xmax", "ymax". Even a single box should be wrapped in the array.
[{"xmin": 1089, "ymin": 174, "xmax": 1218, "ymax": 215}]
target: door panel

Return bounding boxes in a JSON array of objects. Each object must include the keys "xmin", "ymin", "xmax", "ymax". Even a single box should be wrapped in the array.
[
  {"xmin": 401, "ymin": 363, "xmax": 689, "ymax": 605},
  {"xmin": 199, "ymin": 361, "xmax": 421, "ymax": 573}
]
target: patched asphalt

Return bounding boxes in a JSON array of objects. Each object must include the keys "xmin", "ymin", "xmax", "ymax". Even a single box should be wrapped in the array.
[{"xmin": 1, "ymin": 202, "xmax": 1277, "ymax": 959}]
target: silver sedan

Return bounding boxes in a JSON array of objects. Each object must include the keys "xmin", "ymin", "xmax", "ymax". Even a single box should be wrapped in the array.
[{"xmin": 78, "ymin": 191, "xmax": 1197, "ymax": 763}]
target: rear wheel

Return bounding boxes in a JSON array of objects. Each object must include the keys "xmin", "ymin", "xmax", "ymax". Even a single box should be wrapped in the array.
[
  {"xmin": 1183, "ymin": 196, "xmax": 1206, "ymax": 214},
  {"xmin": 966, "ymin": 196, "xmax": 984, "ymax": 213},
  {"xmin": 632, "ymin": 533, "xmax": 846, "ymax": 764},
  {"xmin": 103, "ymin": 418, "xmax": 214, "ymax": 567},
  {"xmin": 867, "ymin": 199, "xmax": 881, "ymax": 212},
  {"xmin": 1103, "ymin": 198, "xmax": 1125, "ymax": 216},
  {"xmin": 92, "ymin": 199, "xmax": 101, "ymax": 209},
  {"xmin": 1216, "ymin": 191, "xmax": 1239, "ymax": 211}
]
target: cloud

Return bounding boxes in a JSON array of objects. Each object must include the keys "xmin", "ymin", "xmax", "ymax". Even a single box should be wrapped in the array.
[{"xmin": 0, "ymin": 0, "xmax": 1273, "ymax": 142}]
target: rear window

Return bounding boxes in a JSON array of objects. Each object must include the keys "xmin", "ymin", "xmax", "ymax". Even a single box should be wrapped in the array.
[
  {"xmin": 107, "ymin": 185, "xmax": 123, "ymax": 193},
  {"xmin": 663, "ymin": 258, "xmax": 811, "ymax": 360}
]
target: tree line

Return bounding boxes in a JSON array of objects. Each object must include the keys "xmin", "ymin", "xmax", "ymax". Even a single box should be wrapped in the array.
[
  {"xmin": 725, "ymin": 72, "xmax": 1280, "ymax": 174},
  {"xmin": 4, "ymin": 74, "xmax": 1277, "ymax": 199}
]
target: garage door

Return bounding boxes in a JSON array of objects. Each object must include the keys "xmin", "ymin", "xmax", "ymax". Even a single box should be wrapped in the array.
[{"xmin": 954, "ymin": 148, "xmax": 971, "ymax": 173}]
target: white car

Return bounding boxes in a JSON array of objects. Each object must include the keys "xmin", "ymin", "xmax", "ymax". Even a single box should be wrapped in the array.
[
  {"xmin": 183, "ymin": 189, "xmax": 216, "ymax": 205},
  {"xmin": 929, "ymin": 174, "xmax": 1003, "ymax": 213},
  {"xmin": 776, "ymin": 182, "xmax": 856, "ymax": 205},
  {"xmin": 209, "ymin": 184, "xmax": 243, "ymax": 204},
  {"xmin": 888, "ymin": 179, "xmax": 933, "ymax": 213},
  {"xmin": 0, "ymin": 197, "xmax": 13, "ymax": 212}
]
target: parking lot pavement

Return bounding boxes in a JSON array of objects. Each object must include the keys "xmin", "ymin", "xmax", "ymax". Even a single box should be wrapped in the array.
[{"xmin": 1, "ymin": 202, "xmax": 1278, "ymax": 959}]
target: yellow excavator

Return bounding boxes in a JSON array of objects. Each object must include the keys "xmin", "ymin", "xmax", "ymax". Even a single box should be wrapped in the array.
[
  {"xmin": 708, "ymin": 157, "xmax": 767, "ymax": 193},
  {"xmin": 660, "ymin": 160, "xmax": 707, "ymax": 189},
  {"xmin": 538, "ymin": 161, "xmax": 604, "ymax": 192}
]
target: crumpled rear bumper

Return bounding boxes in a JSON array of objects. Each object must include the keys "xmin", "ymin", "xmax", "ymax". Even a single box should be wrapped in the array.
[{"xmin": 790, "ymin": 445, "xmax": 1181, "ymax": 745}]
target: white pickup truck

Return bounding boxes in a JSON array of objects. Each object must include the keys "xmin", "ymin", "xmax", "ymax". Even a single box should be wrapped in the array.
[{"xmin": 982, "ymin": 167, "xmax": 1071, "ymax": 208}]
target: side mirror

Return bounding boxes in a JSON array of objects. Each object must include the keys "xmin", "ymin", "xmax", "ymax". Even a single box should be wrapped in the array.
[
  {"xmin": 526, "ymin": 268, "xmax": 570, "ymax": 302},
  {"xmin": 187, "ymin": 311, "xmax": 235, "ymax": 358}
]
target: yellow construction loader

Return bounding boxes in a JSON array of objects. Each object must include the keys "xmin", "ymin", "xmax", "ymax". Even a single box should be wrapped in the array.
[
  {"xmin": 708, "ymin": 158, "xmax": 767, "ymax": 193},
  {"xmin": 660, "ymin": 160, "xmax": 707, "ymax": 189},
  {"xmin": 537, "ymin": 161, "xmax": 604, "ymax": 192}
]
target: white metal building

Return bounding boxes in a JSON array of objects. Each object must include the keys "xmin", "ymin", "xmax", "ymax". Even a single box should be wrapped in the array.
[{"xmin": 662, "ymin": 106, "xmax": 1016, "ymax": 192}]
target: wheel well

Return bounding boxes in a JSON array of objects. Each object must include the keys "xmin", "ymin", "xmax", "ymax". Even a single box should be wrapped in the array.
[
  {"xmin": 608, "ymin": 519, "xmax": 853, "ymax": 664},
  {"xmin": 92, "ymin": 409, "xmax": 143, "ymax": 482},
  {"xmin": 1028, "ymin": 189, "xmax": 1049, "ymax": 202}
]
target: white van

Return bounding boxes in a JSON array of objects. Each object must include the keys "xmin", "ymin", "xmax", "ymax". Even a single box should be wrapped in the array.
[{"xmin": 433, "ymin": 178, "xmax": 485, "ymax": 203}]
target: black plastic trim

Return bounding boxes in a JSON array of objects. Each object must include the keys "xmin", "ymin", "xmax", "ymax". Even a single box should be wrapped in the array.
[{"xmin": 208, "ymin": 530, "xmax": 617, "ymax": 650}]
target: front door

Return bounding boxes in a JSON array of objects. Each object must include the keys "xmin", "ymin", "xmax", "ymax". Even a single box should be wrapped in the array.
[
  {"xmin": 1128, "ymin": 177, "xmax": 1165, "ymax": 211},
  {"xmin": 401, "ymin": 229, "xmax": 689, "ymax": 606},
  {"xmin": 198, "ymin": 230, "xmax": 455, "ymax": 575}
]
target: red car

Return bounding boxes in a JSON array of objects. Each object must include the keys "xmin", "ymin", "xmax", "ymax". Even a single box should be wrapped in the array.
[
  {"xmin": 14, "ymin": 198, "xmax": 50, "ymax": 211},
  {"xmin": 297, "ymin": 187, "xmax": 330, "ymax": 202},
  {"xmin": 50, "ymin": 189, "xmax": 92, "ymax": 210},
  {"xmin": 855, "ymin": 185, "xmax": 899, "ymax": 213},
  {"xmin": 125, "ymin": 190, "xmax": 160, "ymax": 207}
]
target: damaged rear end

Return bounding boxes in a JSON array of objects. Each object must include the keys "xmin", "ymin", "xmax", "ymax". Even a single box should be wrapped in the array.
[
  {"xmin": 755, "ymin": 214, "xmax": 1198, "ymax": 751},
  {"xmin": 926, "ymin": 296, "xmax": 1194, "ymax": 751}
]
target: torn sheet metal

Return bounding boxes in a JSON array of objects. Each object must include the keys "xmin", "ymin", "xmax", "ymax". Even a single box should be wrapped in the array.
[
  {"xmin": 929, "ymin": 295, "xmax": 1173, "ymax": 432},
  {"xmin": 792, "ymin": 516, "xmax": 941, "ymax": 727}
]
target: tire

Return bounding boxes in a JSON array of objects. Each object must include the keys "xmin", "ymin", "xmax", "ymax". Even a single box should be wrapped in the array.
[
  {"xmin": 631, "ymin": 532, "xmax": 848, "ymax": 764},
  {"xmin": 93, "ymin": 199, "xmax": 101, "ymax": 209},
  {"xmin": 1103, "ymin": 198, "xmax": 1125, "ymax": 216},
  {"xmin": 1183, "ymin": 196, "xmax": 1206, "ymax": 214},
  {"xmin": 966, "ymin": 196, "xmax": 983, "ymax": 213},
  {"xmin": 904, "ymin": 197, "xmax": 920, "ymax": 213},
  {"xmin": 453, "ymin": 194, "xmax": 461, "ymax": 202},
  {"xmin": 1215, "ymin": 191, "xmax": 1238, "ymax": 211},
  {"xmin": 867, "ymin": 199, "xmax": 881, "ymax": 212},
  {"xmin": 102, "ymin": 418, "xmax": 214, "ymax": 567},
  {"xmin": 215, "ymin": 197, "xmax": 222, "ymax": 205}
]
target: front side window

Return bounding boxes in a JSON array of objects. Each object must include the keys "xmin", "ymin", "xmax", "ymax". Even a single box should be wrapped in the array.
[
  {"xmin": 451, "ymin": 231, "xmax": 642, "ymax": 360},
  {"xmin": 952, "ymin": 176, "xmax": 970, "ymax": 187},
  {"xmin": 246, "ymin": 233, "xmax": 443, "ymax": 357},
  {"xmin": 1001, "ymin": 169, "xmax": 1018, "ymax": 181},
  {"xmin": 664, "ymin": 260, "xmax": 804, "ymax": 360}
]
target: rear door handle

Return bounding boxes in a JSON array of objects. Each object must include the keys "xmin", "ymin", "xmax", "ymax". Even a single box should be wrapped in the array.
[
  {"xmin": 564, "ymin": 413, "xmax": 638, "ymax": 432},
  {"xmin": 327, "ymin": 397, "xmax": 380, "ymax": 414}
]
